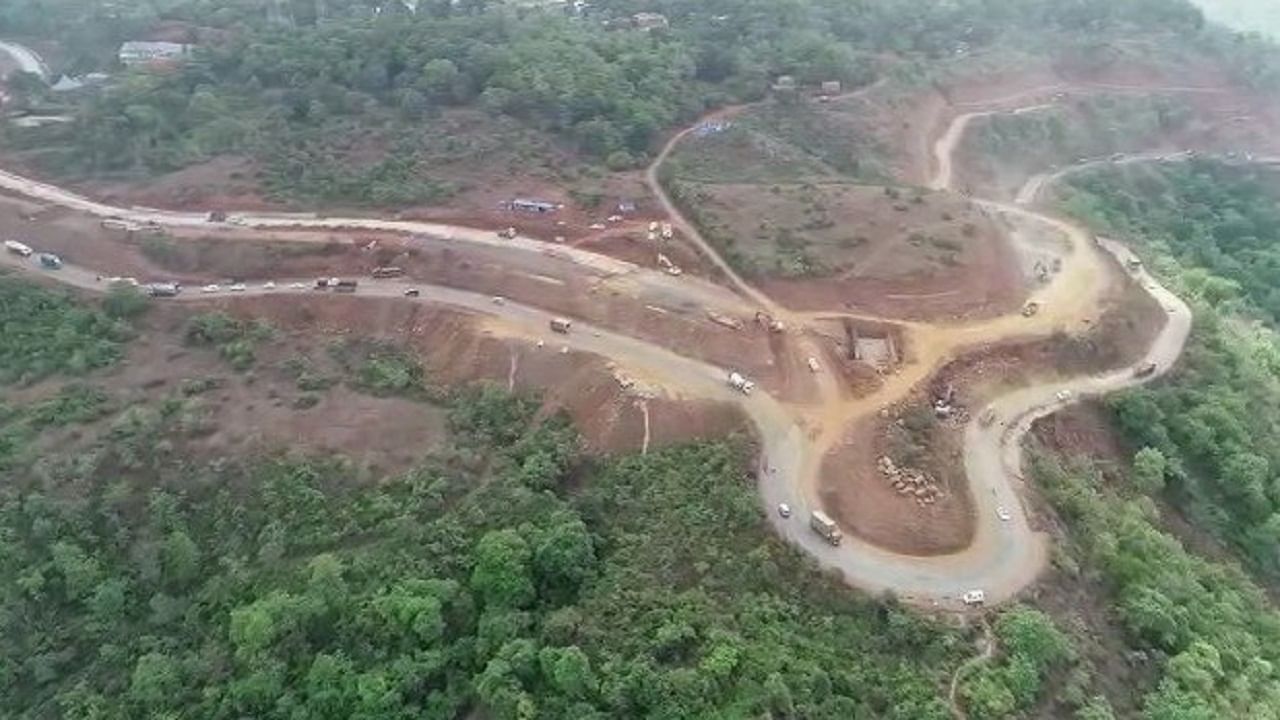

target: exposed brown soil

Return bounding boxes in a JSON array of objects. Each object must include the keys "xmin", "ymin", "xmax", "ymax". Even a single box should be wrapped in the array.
[
  {"xmin": 688, "ymin": 182, "xmax": 1024, "ymax": 320},
  {"xmin": 820, "ymin": 410, "xmax": 976, "ymax": 556},
  {"xmin": 0, "ymin": 195, "xmax": 796, "ymax": 398},
  {"xmin": 217, "ymin": 294, "xmax": 748, "ymax": 454},
  {"xmin": 69, "ymin": 111, "xmax": 670, "ymax": 267},
  {"xmin": 818, "ymin": 254, "xmax": 1163, "ymax": 555},
  {"xmin": 22, "ymin": 302, "xmax": 451, "ymax": 478}
]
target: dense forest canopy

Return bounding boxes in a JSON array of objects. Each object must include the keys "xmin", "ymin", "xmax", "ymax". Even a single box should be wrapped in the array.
[
  {"xmin": 4, "ymin": 0, "xmax": 1261, "ymax": 203},
  {"xmin": 0, "ymin": 278, "xmax": 982, "ymax": 720},
  {"xmin": 1059, "ymin": 161, "xmax": 1280, "ymax": 582}
]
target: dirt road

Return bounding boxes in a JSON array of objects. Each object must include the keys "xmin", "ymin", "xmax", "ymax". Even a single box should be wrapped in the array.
[
  {"xmin": 0, "ymin": 40, "xmax": 47, "ymax": 79},
  {"xmin": 0, "ymin": 81, "xmax": 1197, "ymax": 608}
]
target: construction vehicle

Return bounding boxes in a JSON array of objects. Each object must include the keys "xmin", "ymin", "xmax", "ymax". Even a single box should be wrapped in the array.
[
  {"xmin": 1134, "ymin": 361, "xmax": 1158, "ymax": 378},
  {"xmin": 4, "ymin": 240, "xmax": 32, "ymax": 257},
  {"xmin": 314, "ymin": 278, "xmax": 331, "ymax": 289},
  {"xmin": 660, "ymin": 222, "xmax": 673, "ymax": 240},
  {"xmin": 755, "ymin": 311, "xmax": 785, "ymax": 333},
  {"xmin": 1021, "ymin": 302, "xmax": 1040, "ymax": 317},
  {"xmin": 333, "ymin": 279, "xmax": 358, "ymax": 293},
  {"xmin": 100, "ymin": 218, "xmax": 137, "ymax": 232},
  {"xmin": 550, "ymin": 318, "xmax": 572, "ymax": 334},
  {"xmin": 657, "ymin": 253, "xmax": 683, "ymax": 276},
  {"xmin": 727, "ymin": 371, "xmax": 755, "ymax": 395},
  {"xmin": 1126, "ymin": 258, "xmax": 1143, "ymax": 273},
  {"xmin": 962, "ymin": 589, "xmax": 986, "ymax": 606},
  {"xmin": 979, "ymin": 408, "xmax": 997, "ymax": 427},
  {"xmin": 144, "ymin": 282, "xmax": 180, "ymax": 297},
  {"xmin": 37, "ymin": 253, "xmax": 62, "ymax": 269},
  {"xmin": 497, "ymin": 227, "xmax": 517, "ymax": 239},
  {"xmin": 707, "ymin": 311, "xmax": 744, "ymax": 331},
  {"xmin": 810, "ymin": 510, "xmax": 843, "ymax": 546},
  {"xmin": 807, "ymin": 357, "xmax": 821, "ymax": 373},
  {"xmin": 371, "ymin": 266, "xmax": 404, "ymax": 279},
  {"xmin": 207, "ymin": 210, "xmax": 227, "ymax": 222}
]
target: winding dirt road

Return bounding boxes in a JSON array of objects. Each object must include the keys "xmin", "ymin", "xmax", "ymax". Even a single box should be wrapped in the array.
[
  {"xmin": 0, "ymin": 38, "xmax": 1195, "ymax": 608},
  {"xmin": 0, "ymin": 40, "xmax": 47, "ymax": 79}
]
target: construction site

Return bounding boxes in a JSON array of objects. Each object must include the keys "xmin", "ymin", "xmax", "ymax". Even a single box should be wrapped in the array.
[{"xmin": 10, "ymin": 34, "xmax": 1280, "ymax": 611}]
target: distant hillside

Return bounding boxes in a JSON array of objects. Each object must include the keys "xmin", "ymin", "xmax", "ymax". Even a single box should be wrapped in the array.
[{"xmin": 1194, "ymin": 0, "xmax": 1280, "ymax": 38}]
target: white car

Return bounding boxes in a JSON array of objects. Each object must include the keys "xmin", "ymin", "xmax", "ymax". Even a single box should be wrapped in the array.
[
  {"xmin": 777, "ymin": 503, "xmax": 792, "ymax": 518},
  {"xmin": 201, "ymin": 284, "xmax": 220, "ymax": 293},
  {"xmin": 1055, "ymin": 390, "xmax": 1072, "ymax": 402},
  {"xmin": 492, "ymin": 296, "xmax": 505, "ymax": 305},
  {"xmin": 289, "ymin": 282, "xmax": 307, "ymax": 290},
  {"xmin": 262, "ymin": 281, "xmax": 276, "ymax": 290},
  {"xmin": 229, "ymin": 283, "xmax": 247, "ymax": 292},
  {"xmin": 996, "ymin": 506, "xmax": 1012, "ymax": 522},
  {"xmin": 962, "ymin": 589, "xmax": 986, "ymax": 606}
]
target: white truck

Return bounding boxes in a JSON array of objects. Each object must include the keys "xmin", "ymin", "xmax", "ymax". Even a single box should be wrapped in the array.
[
  {"xmin": 4, "ymin": 240, "xmax": 33, "ymax": 257},
  {"xmin": 810, "ymin": 510, "xmax": 843, "ymax": 546},
  {"xmin": 727, "ymin": 371, "xmax": 755, "ymax": 395}
]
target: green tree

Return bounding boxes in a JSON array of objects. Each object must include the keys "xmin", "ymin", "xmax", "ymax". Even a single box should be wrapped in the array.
[
  {"xmin": 102, "ymin": 283, "xmax": 148, "ymax": 319},
  {"xmin": 1132, "ymin": 447, "xmax": 1168, "ymax": 495},
  {"xmin": 129, "ymin": 651, "xmax": 181, "ymax": 710},
  {"xmin": 471, "ymin": 530, "xmax": 535, "ymax": 609},
  {"xmin": 160, "ymin": 529, "xmax": 200, "ymax": 588}
]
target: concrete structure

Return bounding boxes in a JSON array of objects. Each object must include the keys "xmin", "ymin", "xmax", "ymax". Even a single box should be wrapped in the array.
[
  {"xmin": 118, "ymin": 41, "xmax": 190, "ymax": 67},
  {"xmin": 511, "ymin": 198, "xmax": 559, "ymax": 213},
  {"xmin": 633, "ymin": 12, "xmax": 669, "ymax": 30}
]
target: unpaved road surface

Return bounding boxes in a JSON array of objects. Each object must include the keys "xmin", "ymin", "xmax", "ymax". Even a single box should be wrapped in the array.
[
  {"xmin": 0, "ymin": 40, "xmax": 47, "ymax": 79},
  {"xmin": 0, "ymin": 76, "xmax": 1198, "ymax": 609}
]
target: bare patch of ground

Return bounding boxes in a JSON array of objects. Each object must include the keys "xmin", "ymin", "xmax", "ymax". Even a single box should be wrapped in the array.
[
  {"xmin": 818, "ymin": 255, "xmax": 1163, "ymax": 554},
  {"xmin": 682, "ymin": 181, "xmax": 1024, "ymax": 320},
  {"xmin": 820, "ymin": 409, "xmax": 976, "ymax": 556},
  {"xmin": 25, "ymin": 303, "xmax": 451, "ymax": 478},
  {"xmin": 0, "ymin": 196, "xmax": 794, "ymax": 396},
  {"xmin": 219, "ymin": 294, "xmax": 749, "ymax": 454}
]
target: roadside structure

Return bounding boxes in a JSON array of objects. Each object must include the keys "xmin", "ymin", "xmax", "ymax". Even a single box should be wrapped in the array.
[{"xmin": 118, "ymin": 41, "xmax": 191, "ymax": 67}]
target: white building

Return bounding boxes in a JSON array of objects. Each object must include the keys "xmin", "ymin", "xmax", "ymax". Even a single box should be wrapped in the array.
[{"xmin": 118, "ymin": 41, "xmax": 191, "ymax": 66}]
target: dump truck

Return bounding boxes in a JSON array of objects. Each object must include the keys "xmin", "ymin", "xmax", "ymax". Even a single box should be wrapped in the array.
[
  {"xmin": 727, "ymin": 371, "xmax": 755, "ymax": 395},
  {"xmin": 207, "ymin": 210, "xmax": 227, "ymax": 223},
  {"xmin": 4, "ymin": 240, "xmax": 32, "ymax": 257},
  {"xmin": 100, "ymin": 218, "xmax": 137, "ymax": 232},
  {"xmin": 550, "ymin": 318, "xmax": 572, "ymax": 334},
  {"xmin": 144, "ymin": 282, "xmax": 180, "ymax": 297},
  {"xmin": 371, "ymin": 266, "xmax": 404, "ymax": 279},
  {"xmin": 810, "ymin": 511, "xmax": 842, "ymax": 546},
  {"xmin": 38, "ymin": 253, "xmax": 62, "ymax": 269},
  {"xmin": 333, "ymin": 279, "xmax": 358, "ymax": 293}
]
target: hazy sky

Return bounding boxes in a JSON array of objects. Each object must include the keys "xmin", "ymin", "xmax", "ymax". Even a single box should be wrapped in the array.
[{"xmin": 1192, "ymin": 0, "xmax": 1280, "ymax": 38}]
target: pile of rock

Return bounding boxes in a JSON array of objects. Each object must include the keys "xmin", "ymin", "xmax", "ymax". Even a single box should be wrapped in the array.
[{"xmin": 878, "ymin": 456, "xmax": 941, "ymax": 506}]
